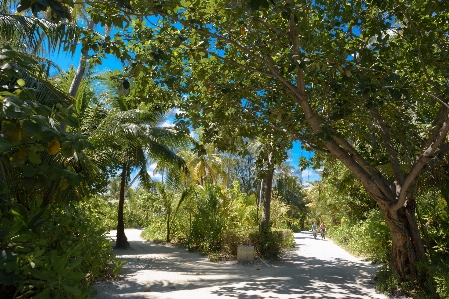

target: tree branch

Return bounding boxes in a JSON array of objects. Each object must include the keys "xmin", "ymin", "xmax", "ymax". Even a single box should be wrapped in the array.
[
  {"xmin": 369, "ymin": 106, "xmax": 404, "ymax": 185},
  {"xmin": 208, "ymin": 52, "xmax": 274, "ymax": 78},
  {"xmin": 288, "ymin": 12, "xmax": 306, "ymax": 95},
  {"xmin": 421, "ymin": 142, "xmax": 449, "ymax": 172},
  {"xmin": 421, "ymin": 106, "xmax": 449, "ymax": 149},
  {"xmin": 392, "ymin": 109, "xmax": 449, "ymax": 211}
]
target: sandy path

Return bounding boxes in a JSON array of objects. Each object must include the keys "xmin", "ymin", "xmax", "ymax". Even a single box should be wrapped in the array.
[{"xmin": 90, "ymin": 229, "xmax": 388, "ymax": 299}]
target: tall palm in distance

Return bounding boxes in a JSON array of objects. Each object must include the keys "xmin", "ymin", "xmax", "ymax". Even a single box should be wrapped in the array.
[{"xmin": 88, "ymin": 77, "xmax": 191, "ymax": 248}]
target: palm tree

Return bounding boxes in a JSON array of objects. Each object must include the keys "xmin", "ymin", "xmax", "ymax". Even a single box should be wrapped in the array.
[
  {"xmin": 179, "ymin": 130, "xmax": 228, "ymax": 186},
  {"xmin": 89, "ymin": 94, "xmax": 190, "ymax": 248}
]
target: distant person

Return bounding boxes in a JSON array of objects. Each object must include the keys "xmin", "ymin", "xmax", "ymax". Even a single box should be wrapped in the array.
[
  {"xmin": 311, "ymin": 222, "xmax": 317, "ymax": 239},
  {"xmin": 320, "ymin": 222, "xmax": 326, "ymax": 239}
]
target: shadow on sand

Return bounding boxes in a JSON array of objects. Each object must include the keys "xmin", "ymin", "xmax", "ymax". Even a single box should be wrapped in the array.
[{"xmin": 92, "ymin": 231, "xmax": 383, "ymax": 299}]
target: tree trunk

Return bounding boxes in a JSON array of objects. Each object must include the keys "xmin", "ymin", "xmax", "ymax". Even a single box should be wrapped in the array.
[
  {"xmin": 166, "ymin": 214, "xmax": 171, "ymax": 243},
  {"xmin": 116, "ymin": 163, "xmax": 130, "ymax": 248},
  {"xmin": 377, "ymin": 197, "xmax": 437, "ymax": 296},
  {"xmin": 68, "ymin": 20, "xmax": 94, "ymax": 98},
  {"xmin": 261, "ymin": 168, "xmax": 274, "ymax": 229}
]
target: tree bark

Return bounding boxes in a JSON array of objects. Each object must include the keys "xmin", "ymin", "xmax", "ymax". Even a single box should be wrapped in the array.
[
  {"xmin": 68, "ymin": 20, "xmax": 94, "ymax": 98},
  {"xmin": 166, "ymin": 214, "xmax": 171, "ymax": 243},
  {"xmin": 261, "ymin": 168, "xmax": 274, "ymax": 229},
  {"xmin": 116, "ymin": 163, "xmax": 130, "ymax": 248}
]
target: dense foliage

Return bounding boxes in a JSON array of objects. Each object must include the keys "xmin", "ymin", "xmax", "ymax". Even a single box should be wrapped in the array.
[
  {"xmin": 4, "ymin": 0, "xmax": 449, "ymax": 297},
  {"xmin": 307, "ymin": 156, "xmax": 449, "ymax": 298},
  {"xmin": 0, "ymin": 46, "xmax": 122, "ymax": 297},
  {"xmin": 0, "ymin": 201, "xmax": 121, "ymax": 298}
]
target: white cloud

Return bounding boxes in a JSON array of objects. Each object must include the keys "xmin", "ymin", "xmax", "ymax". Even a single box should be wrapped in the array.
[
  {"xmin": 160, "ymin": 120, "xmax": 174, "ymax": 127},
  {"xmin": 147, "ymin": 162, "xmax": 162, "ymax": 182},
  {"xmin": 301, "ymin": 169, "xmax": 321, "ymax": 183}
]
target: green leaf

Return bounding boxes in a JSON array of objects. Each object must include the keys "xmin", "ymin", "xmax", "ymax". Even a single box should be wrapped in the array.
[
  {"xmin": 27, "ymin": 148, "xmax": 42, "ymax": 164},
  {"xmin": 28, "ymin": 206, "xmax": 48, "ymax": 231},
  {"xmin": 16, "ymin": 79, "xmax": 26, "ymax": 87},
  {"xmin": 60, "ymin": 145, "xmax": 74, "ymax": 158},
  {"xmin": 32, "ymin": 286, "xmax": 52, "ymax": 299},
  {"xmin": 0, "ymin": 138, "xmax": 10, "ymax": 153},
  {"xmin": 22, "ymin": 177, "xmax": 37, "ymax": 189},
  {"xmin": 63, "ymin": 284, "xmax": 82, "ymax": 296},
  {"xmin": 30, "ymin": 115, "xmax": 48, "ymax": 126},
  {"xmin": 11, "ymin": 204, "xmax": 28, "ymax": 227},
  {"xmin": 23, "ymin": 119, "xmax": 42, "ymax": 134},
  {"xmin": 0, "ymin": 269, "xmax": 18, "ymax": 286},
  {"xmin": 22, "ymin": 164, "xmax": 38, "ymax": 177}
]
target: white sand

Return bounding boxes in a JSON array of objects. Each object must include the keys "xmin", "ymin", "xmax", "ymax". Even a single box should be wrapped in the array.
[{"xmin": 91, "ymin": 229, "xmax": 390, "ymax": 299}]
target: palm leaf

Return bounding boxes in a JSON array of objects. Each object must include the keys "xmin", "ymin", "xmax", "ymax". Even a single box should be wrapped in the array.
[{"xmin": 0, "ymin": 14, "xmax": 84, "ymax": 55}]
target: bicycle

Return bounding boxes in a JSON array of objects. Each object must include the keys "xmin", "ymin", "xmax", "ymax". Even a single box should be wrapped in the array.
[{"xmin": 320, "ymin": 228, "xmax": 326, "ymax": 239}]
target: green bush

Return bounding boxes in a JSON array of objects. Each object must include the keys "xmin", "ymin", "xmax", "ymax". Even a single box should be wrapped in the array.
[
  {"xmin": 81, "ymin": 194, "xmax": 154, "ymax": 230},
  {"xmin": 141, "ymin": 182, "xmax": 296, "ymax": 261},
  {"xmin": 248, "ymin": 226, "xmax": 295, "ymax": 259},
  {"xmin": 220, "ymin": 227, "xmax": 295, "ymax": 260},
  {"xmin": 221, "ymin": 229, "xmax": 251, "ymax": 256},
  {"xmin": 141, "ymin": 215, "xmax": 167, "ymax": 241},
  {"xmin": 187, "ymin": 183, "xmax": 255, "ymax": 253},
  {"xmin": 329, "ymin": 210, "xmax": 391, "ymax": 263},
  {"xmin": 429, "ymin": 258, "xmax": 449, "ymax": 299},
  {"xmin": 0, "ymin": 200, "xmax": 121, "ymax": 298}
]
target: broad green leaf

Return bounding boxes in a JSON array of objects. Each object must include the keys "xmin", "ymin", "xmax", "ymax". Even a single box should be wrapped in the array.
[
  {"xmin": 23, "ymin": 119, "xmax": 42, "ymax": 134},
  {"xmin": 22, "ymin": 164, "xmax": 38, "ymax": 177},
  {"xmin": 27, "ymin": 148, "xmax": 42, "ymax": 164},
  {"xmin": 16, "ymin": 79, "xmax": 26, "ymax": 87}
]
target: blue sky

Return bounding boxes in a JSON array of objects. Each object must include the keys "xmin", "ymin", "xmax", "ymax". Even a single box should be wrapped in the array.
[{"xmin": 50, "ymin": 45, "xmax": 321, "ymax": 185}]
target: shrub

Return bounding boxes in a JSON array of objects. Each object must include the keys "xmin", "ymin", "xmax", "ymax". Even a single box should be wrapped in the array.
[
  {"xmin": 329, "ymin": 209, "xmax": 390, "ymax": 263},
  {"xmin": 248, "ymin": 226, "xmax": 295, "ymax": 259},
  {"xmin": 221, "ymin": 229, "xmax": 251, "ymax": 256},
  {"xmin": 0, "ymin": 200, "xmax": 121, "ymax": 298}
]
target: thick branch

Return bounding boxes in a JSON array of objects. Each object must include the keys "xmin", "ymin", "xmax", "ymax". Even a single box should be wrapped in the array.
[
  {"xmin": 370, "ymin": 106, "xmax": 404, "ymax": 184},
  {"xmin": 422, "ymin": 106, "xmax": 449, "ymax": 149},
  {"xmin": 288, "ymin": 13, "xmax": 306, "ymax": 95},
  {"xmin": 421, "ymin": 142, "xmax": 449, "ymax": 172},
  {"xmin": 392, "ymin": 110, "xmax": 449, "ymax": 211}
]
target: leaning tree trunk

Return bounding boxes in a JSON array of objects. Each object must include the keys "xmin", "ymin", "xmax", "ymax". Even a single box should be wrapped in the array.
[
  {"xmin": 68, "ymin": 20, "xmax": 94, "ymax": 98},
  {"xmin": 261, "ymin": 168, "xmax": 274, "ymax": 229},
  {"xmin": 116, "ymin": 163, "xmax": 130, "ymax": 248}
]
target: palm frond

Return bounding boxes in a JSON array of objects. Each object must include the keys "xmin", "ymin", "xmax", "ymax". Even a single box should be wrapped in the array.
[
  {"xmin": 0, "ymin": 14, "xmax": 84, "ymax": 55},
  {"xmin": 0, "ymin": 62, "xmax": 74, "ymax": 106}
]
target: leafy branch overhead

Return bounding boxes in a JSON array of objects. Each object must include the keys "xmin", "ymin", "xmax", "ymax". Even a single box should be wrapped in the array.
[{"xmin": 92, "ymin": 0, "xmax": 449, "ymax": 286}]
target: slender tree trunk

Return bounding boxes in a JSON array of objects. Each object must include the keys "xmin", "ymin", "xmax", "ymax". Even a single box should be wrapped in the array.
[
  {"xmin": 261, "ymin": 168, "xmax": 274, "ymax": 229},
  {"xmin": 257, "ymin": 178, "xmax": 263, "ymax": 225},
  {"xmin": 116, "ymin": 163, "xmax": 130, "ymax": 248},
  {"xmin": 68, "ymin": 20, "xmax": 94, "ymax": 98},
  {"xmin": 166, "ymin": 211, "xmax": 171, "ymax": 243}
]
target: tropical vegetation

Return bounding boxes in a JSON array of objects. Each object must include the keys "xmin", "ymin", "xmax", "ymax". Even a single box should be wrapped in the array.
[{"xmin": 1, "ymin": 0, "xmax": 449, "ymax": 298}]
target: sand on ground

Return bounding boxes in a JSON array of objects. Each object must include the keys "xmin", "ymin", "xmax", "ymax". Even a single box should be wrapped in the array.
[{"xmin": 90, "ymin": 229, "xmax": 390, "ymax": 299}]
